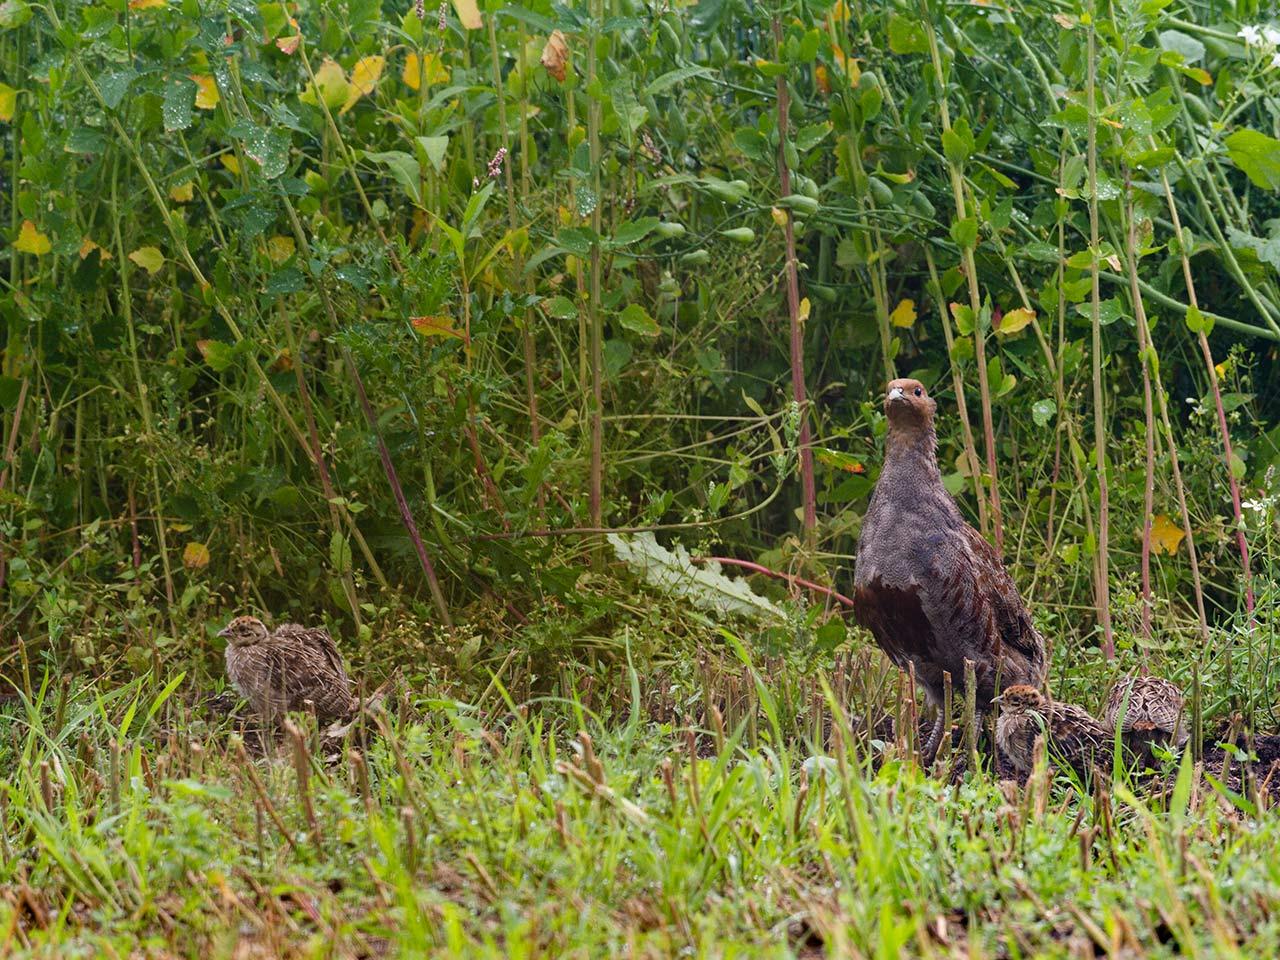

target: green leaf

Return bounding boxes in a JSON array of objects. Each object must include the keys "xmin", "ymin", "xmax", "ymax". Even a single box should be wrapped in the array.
[
  {"xmin": 368, "ymin": 150, "xmax": 422, "ymax": 205},
  {"xmin": 416, "ymin": 135, "xmax": 449, "ymax": 174},
  {"xmin": 1032, "ymin": 398, "xmax": 1056, "ymax": 426},
  {"xmin": 330, "ymin": 530, "xmax": 352, "ymax": 573},
  {"xmin": 887, "ymin": 13, "xmax": 930, "ymax": 54},
  {"xmin": 0, "ymin": 0, "xmax": 32, "ymax": 28},
  {"xmin": 1184, "ymin": 303, "xmax": 1214, "ymax": 335},
  {"xmin": 949, "ymin": 217, "xmax": 978, "ymax": 249},
  {"xmin": 941, "ymin": 118, "xmax": 974, "ymax": 167},
  {"xmin": 1224, "ymin": 129, "xmax": 1280, "ymax": 191},
  {"xmin": 611, "ymin": 216, "xmax": 660, "ymax": 246},
  {"xmin": 243, "ymin": 127, "xmax": 290, "ymax": 180},
  {"xmin": 645, "ymin": 65, "xmax": 716, "ymax": 96},
  {"xmin": 617, "ymin": 303, "xmax": 659, "ymax": 337},
  {"xmin": 1157, "ymin": 30, "xmax": 1205, "ymax": 63},
  {"xmin": 199, "ymin": 340, "xmax": 236, "ymax": 372},
  {"xmin": 98, "ymin": 68, "xmax": 137, "ymax": 110},
  {"xmin": 542, "ymin": 295, "xmax": 578, "ymax": 319},
  {"xmin": 162, "ymin": 76, "xmax": 195, "ymax": 133}
]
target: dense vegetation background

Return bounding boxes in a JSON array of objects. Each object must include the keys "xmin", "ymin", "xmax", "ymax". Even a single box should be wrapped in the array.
[{"xmin": 5, "ymin": 0, "xmax": 1280, "ymax": 953}]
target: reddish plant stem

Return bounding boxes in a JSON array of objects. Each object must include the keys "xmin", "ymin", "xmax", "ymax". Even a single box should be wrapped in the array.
[
  {"xmin": 773, "ymin": 18, "xmax": 817, "ymax": 541},
  {"xmin": 342, "ymin": 347, "xmax": 452, "ymax": 626},
  {"xmin": 692, "ymin": 556, "xmax": 856, "ymax": 610}
]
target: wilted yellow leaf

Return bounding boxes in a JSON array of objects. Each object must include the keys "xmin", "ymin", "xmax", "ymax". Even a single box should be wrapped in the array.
[
  {"xmin": 78, "ymin": 237, "xmax": 111, "ymax": 261},
  {"xmin": 832, "ymin": 47, "xmax": 861, "ymax": 86},
  {"xmin": 1149, "ymin": 514, "xmax": 1185, "ymax": 556},
  {"xmin": 270, "ymin": 348, "xmax": 294, "ymax": 372},
  {"xmin": 301, "ymin": 58, "xmax": 349, "ymax": 110},
  {"xmin": 15, "ymin": 220, "xmax": 50, "ymax": 255},
  {"xmin": 220, "ymin": 153, "xmax": 240, "ymax": 174},
  {"xmin": 191, "ymin": 74, "xmax": 220, "ymax": 109},
  {"xmin": 128, "ymin": 0, "xmax": 167, "ymax": 9},
  {"xmin": 541, "ymin": 30, "xmax": 569, "ymax": 82},
  {"xmin": 814, "ymin": 65, "xmax": 831, "ymax": 96},
  {"xmin": 266, "ymin": 235, "xmax": 295, "ymax": 264},
  {"xmin": 411, "ymin": 315, "xmax": 464, "ymax": 339},
  {"xmin": 770, "ymin": 206, "xmax": 788, "ymax": 227},
  {"xmin": 797, "ymin": 297, "xmax": 811, "ymax": 322},
  {"xmin": 889, "ymin": 298, "xmax": 916, "ymax": 328},
  {"xmin": 451, "ymin": 0, "xmax": 482, "ymax": 29},
  {"xmin": 340, "ymin": 55, "xmax": 385, "ymax": 114},
  {"xmin": 169, "ymin": 181, "xmax": 194, "ymax": 202},
  {"xmin": 999, "ymin": 307, "xmax": 1035, "ymax": 335},
  {"xmin": 128, "ymin": 246, "xmax": 165, "ymax": 274},
  {"xmin": 276, "ymin": 34, "xmax": 301, "ymax": 55},
  {"xmin": 402, "ymin": 52, "xmax": 450, "ymax": 90},
  {"xmin": 182, "ymin": 541, "xmax": 211, "ymax": 570},
  {"xmin": 0, "ymin": 83, "xmax": 16, "ymax": 123}
]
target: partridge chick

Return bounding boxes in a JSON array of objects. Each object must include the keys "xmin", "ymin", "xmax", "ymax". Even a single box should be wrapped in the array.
[
  {"xmin": 995, "ymin": 684, "xmax": 1113, "ymax": 779},
  {"xmin": 219, "ymin": 615, "xmax": 355, "ymax": 723},
  {"xmin": 854, "ymin": 379, "xmax": 1048, "ymax": 765},
  {"xmin": 1103, "ymin": 674, "xmax": 1186, "ymax": 765}
]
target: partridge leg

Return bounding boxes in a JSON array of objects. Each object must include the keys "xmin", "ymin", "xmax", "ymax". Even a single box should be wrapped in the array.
[{"xmin": 921, "ymin": 712, "xmax": 945, "ymax": 768}]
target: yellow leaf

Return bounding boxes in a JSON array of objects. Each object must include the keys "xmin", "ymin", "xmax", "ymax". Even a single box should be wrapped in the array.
[
  {"xmin": 797, "ymin": 297, "xmax": 811, "ymax": 322},
  {"xmin": 0, "ymin": 83, "xmax": 16, "ymax": 123},
  {"xmin": 411, "ymin": 315, "xmax": 465, "ymax": 339},
  {"xmin": 832, "ymin": 47, "xmax": 860, "ymax": 86},
  {"xmin": 814, "ymin": 65, "xmax": 831, "ymax": 96},
  {"xmin": 451, "ymin": 0, "xmax": 482, "ymax": 30},
  {"xmin": 220, "ymin": 153, "xmax": 240, "ymax": 174},
  {"xmin": 191, "ymin": 74, "xmax": 220, "ymax": 110},
  {"xmin": 276, "ymin": 34, "xmax": 301, "ymax": 55},
  {"xmin": 402, "ymin": 52, "xmax": 451, "ymax": 90},
  {"xmin": 169, "ymin": 181, "xmax": 194, "ymax": 202},
  {"xmin": 770, "ymin": 206, "xmax": 788, "ymax": 227},
  {"xmin": 182, "ymin": 541, "xmax": 211, "ymax": 570},
  {"xmin": 128, "ymin": 0, "xmax": 167, "ymax": 8},
  {"xmin": 999, "ymin": 307, "xmax": 1035, "ymax": 335},
  {"xmin": 266, "ymin": 235, "xmax": 295, "ymax": 264},
  {"xmin": 889, "ymin": 298, "xmax": 916, "ymax": 328},
  {"xmin": 1149, "ymin": 514, "xmax": 1185, "ymax": 556},
  {"xmin": 340, "ymin": 55, "xmax": 385, "ymax": 114},
  {"xmin": 78, "ymin": 237, "xmax": 111, "ymax": 261},
  {"xmin": 14, "ymin": 220, "xmax": 50, "ymax": 255},
  {"xmin": 128, "ymin": 246, "xmax": 165, "ymax": 274},
  {"xmin": 541, "ymin": 30, "xmax": 569, "ymax": 83},
  {"xmin": 301, "ymin": 58, "xmax": 349, "ymax": 110}
]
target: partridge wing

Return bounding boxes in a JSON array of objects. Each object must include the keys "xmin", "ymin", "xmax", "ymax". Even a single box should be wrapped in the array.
[
  {"xmin": 1050, "ymin": 702, "xmax": 1113, "ymax": 774},
  {"xmin": 960, "ymin": 527, "xmax": 1043, "ymax": 662},
  {"xmin": 272, "ymin": 624, "xmax": 353, "ymax": 718}
]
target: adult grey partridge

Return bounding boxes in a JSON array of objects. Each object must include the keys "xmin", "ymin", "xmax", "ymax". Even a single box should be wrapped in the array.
[
  {"xmin": 853, "ymin": 379, "xmax": 1047, "ymax": 765},
  {"xmin": 219, "ymin": 615, "xmax": 356, "ymax": 723},
  {"xmin": 1103, "ymin": 674, "xmax": 1186, "ymax": 765},
  {"xmin": 995, "ymin": 684, "xmax": 1114, "ymax": 778}
]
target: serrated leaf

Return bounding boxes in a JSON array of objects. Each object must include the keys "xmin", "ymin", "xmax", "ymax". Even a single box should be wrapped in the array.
[
  {"xmin": 1149, "ymin": 514, "xmax": 1184, "ymax": 555},
  {"xmin": 162, "ymin": 76, "xmax": 195, "ymax": 132},
  {"xmin": 196, "ymin": 339, "xmax": 235, "ymax": 371},
  {"xmin": 1185, "ymin": 303, "xmax": 1213, "ymax": 335},
  {"xmin": 128, "ymin": 246, "xmax": 164, "ymax": 274}
]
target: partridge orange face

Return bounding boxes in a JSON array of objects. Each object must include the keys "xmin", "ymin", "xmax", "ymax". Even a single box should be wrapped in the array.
[
  {"xmin": 217, "ymin": 615, "xmax": 270, "ymax": 647},
  {"xmin": 995, "ymin": 684, "xmax": 1046, "ymax": 714},
  {"xmin": 884, "ymin": 378, "xmax": 936, "ymax": 427}
]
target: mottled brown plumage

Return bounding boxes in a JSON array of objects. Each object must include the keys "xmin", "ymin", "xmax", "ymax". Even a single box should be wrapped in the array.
[
  {"xmin": 853, "ymin": 379, "xmax": 1047, "ymax": 764},
  {"xmin": 219, "ymin": 615, "xmax": 355, "ymax": 723},
  {"xmin": 995, "ymin": 684, "xmax": 1113, "ymax": 778},
  {"xmin": 1104, "ymin": 674, "xmax": 1186, "ymax": 764}
]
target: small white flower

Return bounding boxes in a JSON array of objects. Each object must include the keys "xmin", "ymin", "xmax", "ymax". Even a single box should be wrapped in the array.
[
  {"xmin": 1272, "ymin": 51, "xmax": 1280, "ymax": 69},
  {"xmin": 1239, "ymin": 25, "xmax": 1262, "ymax": 45},
  {"xmin": 1264, "ymin": 25, "xmax": 1280, "ymax": 45}
]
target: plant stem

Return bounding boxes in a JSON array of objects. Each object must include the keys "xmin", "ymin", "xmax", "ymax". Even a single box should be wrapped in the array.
[
  {"xmin": 587, "ymin": 0, "xmax": 605, "ymax": 559},
  {"xmin": 773, "ymin": 18, "xmax": 817, "ymax": 543}
]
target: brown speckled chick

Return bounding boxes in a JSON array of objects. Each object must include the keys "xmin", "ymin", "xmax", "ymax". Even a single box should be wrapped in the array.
[
  {"xmin": 853, "ymin": 379, "xmax": 1047, "ymax": 765},
  {"xmin": 219, "ymin": 615, "xmax": 355, "ymax": 723},
  {"xmin": 995, "ymin": 685, "xmax": 1113, "ymax": 779},
  {"xmin": 1104, "ymin": 674, "xmax": 1186, "ymax": 764}
]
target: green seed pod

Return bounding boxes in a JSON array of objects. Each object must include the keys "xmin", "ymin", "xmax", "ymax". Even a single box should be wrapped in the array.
[
  {"xmin": 868, "ymin": 176, "xmax": 894, "ymax": 206},
  {"xmin": 654, "ymin": 221, "xmax": 686, "ymax": 239},
  {"xmin": 778, "ymin": 194, "xmax": 819, "ymax": 216},
  {"xmin": 680, "ymin": 249, "xmax": 711, "ymax": 265},
  {"xmin": 720, "ymin": 227, "xmax": 756, "ymax": 245}
]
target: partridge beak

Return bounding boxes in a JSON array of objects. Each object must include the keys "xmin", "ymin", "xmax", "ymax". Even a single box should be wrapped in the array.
[
  {"xmin": 887, "ymin": 386, "xmax": 905, "ymax": 402},
  {"xmin": 216, "ymin": 625, "xmax": 231, "ymax": 638},
  {"xmin": 991, "ymin": 693, "xmax": 1004, "ymax": 705}
]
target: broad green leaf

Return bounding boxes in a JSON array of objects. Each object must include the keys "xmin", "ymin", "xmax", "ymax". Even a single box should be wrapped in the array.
[
  {"xmin": 645, "ymin": 65, "xmax": 715, "ymax": 96},
  {"xmin": 542, "ymin": 296, "xmax": 578, "ymax": 319},
  {"xmin": 887, "ymin": 13, "xmax": 930, "ymax": 54},
  {"xmin": 1032, "ymin": 399, "xmax": 1056, "ymax": 426},
  {"xmin": 162, "ymin": 76, "xmax": 195, "ymax": 132},
  {"xmin": 128, "ymin": 246, "xmax": 164, "ymax": 274},
  {"xmin": 998, "ymin": 307, "xmax": 1035, "ymax": 335},
  {"xmin": 612, "ymin": 217, "xmax": 660, "ymax": 246},
  {"xmin": 368, "ymin": 150, "xmax": 422, "ymax": 205},
  {"xmin": 1224, "ymin": 129, "xmax": 1280, "ymax": 191},
  {"xmin": 416, "ymin": 135, "xmax": 449, "ymax": 174},
  {"xmin": 617, "ymin": 303, "xmax": 659, "ymax": 337}
]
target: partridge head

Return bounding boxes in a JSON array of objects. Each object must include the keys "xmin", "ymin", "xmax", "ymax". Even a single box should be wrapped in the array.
[{"xmin": 218, "ymin": 615, "xmax": 270, "ymax": 647}]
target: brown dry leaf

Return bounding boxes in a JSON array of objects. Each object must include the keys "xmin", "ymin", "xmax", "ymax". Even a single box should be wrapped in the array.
[
  {"xmin": 541, "ymin": 30, "xmax": 569, "ymax": 83},
  {"xmin": 1149, "ymin": 514, "xmax": 1185, "ymax": 556},
  {"xmin": 183, "ymin": 542, "xmax": 211, "ymax": 570},
  {"xmin": 78, "ymin": 237, "xmax": 111, "ymax": 261}
]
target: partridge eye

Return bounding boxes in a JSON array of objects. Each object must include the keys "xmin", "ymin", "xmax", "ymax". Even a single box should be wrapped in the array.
[{"xmin": 913, "ymin": 388, "xmax": 922, "ymax": 397}]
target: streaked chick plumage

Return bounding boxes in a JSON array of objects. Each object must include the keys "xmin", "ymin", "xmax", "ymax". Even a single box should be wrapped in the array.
[
  {"xmin": 995, "ymin": 684, "xmax": 1113, "ymax": 778},
  {"xmin": 220, "ymin": 615, "xmax": 355, "ymax": 723},
  {"xmin": 1103, "ymin": 674, "xmax": 1186, "ymax": 764}
]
